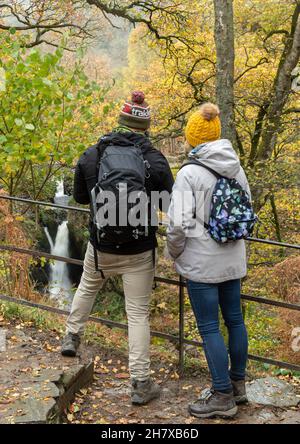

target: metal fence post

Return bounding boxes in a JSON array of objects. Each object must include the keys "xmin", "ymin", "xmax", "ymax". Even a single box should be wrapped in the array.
[{"xmin": 178, "ymin": 275, "xmax": 185, "ymax": 376}]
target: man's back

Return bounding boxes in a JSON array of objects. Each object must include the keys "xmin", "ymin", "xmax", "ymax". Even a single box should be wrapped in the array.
[{"xmin": 73, "ymin": 131, "xmax": 174, "ymax": 255}]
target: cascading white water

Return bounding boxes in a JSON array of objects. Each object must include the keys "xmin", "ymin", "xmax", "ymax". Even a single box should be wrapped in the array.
[
  {"xmin": 56, "ymin": 180, "xmax": 64, "ymax": 197},
  {"xmin": 44, "ymin": 180, "xmax": 72, "ymax": 306},
  {"xmin": 54, "ymin": 179, "xmax": 70, "ymax": 207},
  {"xmin": 44, "ymin": 226, "xmax": 54, "ymax": 251}
]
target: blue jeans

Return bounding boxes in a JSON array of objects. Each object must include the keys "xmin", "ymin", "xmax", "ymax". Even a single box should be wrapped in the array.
[{"xmin": 187, "ymin": 279, "xmax": 248, "ymax": 392}]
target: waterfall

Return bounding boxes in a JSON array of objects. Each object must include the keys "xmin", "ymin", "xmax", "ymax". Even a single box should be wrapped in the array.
[
  {"xmin": 54, "ymin": 179, "xmax": 71, "ymax": 207},
  {"xmin": 44, "ymin": 227, "xmax": 54, "ymax": 251},
  {"xmin": 55, "ymin": 180, "xmax": 64, "ymax": 198},
  {"xmin": 44, "ymin": 180, "xmax": 72, "ymax": 307},
  {"xmin": 46, "ymin": 221, "xmax": 72, "ymax": 304}
]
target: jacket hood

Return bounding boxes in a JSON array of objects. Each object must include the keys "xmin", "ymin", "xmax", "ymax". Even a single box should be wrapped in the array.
[
  {"xmin": 98, "ymin": 131, "xmax": 153, "ymax": 154},
  {"xmin": 189, "ymin": 139, "xmax": 241, "ymax": 178}
]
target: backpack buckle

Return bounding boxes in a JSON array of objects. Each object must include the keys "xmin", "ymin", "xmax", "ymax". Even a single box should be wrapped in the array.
[{"xmin": 144, "ymin": 160, "xmax": 151, "ymax": 179}]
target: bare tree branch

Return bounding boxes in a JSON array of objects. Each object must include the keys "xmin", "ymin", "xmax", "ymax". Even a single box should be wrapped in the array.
[
  {"xmin": 234, "ymin": 57, "xmax": 269, "ymax": 83},
  {"xmin": 85, "ymin": 0, "xmax": 191, "ymax": 51},
  {"xmin": 264, "ymin": 29, "xmax": 290, "ymax": 42},
  {"xmin": 0, "ymin": 0, "xmax": 98, "ymax": 49},
  {"xmin": 283, "ymin": 107, "xmax": 300, "ymax": 114}
]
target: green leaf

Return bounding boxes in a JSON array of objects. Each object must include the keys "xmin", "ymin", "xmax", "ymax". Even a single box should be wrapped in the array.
[
  {"xmin": 25, "ymin": 123, "xmax": 35, "ymax": 131},
  {"xmin": 73, "ymin": 405, "xmax": 80, "ymax": 413},
  {"xmin": 103, "ymin": 105, "xmax": 110, "ymax": 115},
  {"xmin": 14, "ymin": 118, "xmax": 23, "ymax": 127},
  {"xmin": 16, "ymin": 63, "xmax": 26, "ymax": 74},
  {"xmin": 9, "ymin": 28, "xmax": 16, "ymax": 35}
]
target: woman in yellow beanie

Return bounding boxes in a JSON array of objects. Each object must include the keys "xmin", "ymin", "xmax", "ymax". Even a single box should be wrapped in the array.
[{"xmin": 167, "ymin": 103, "xmax": 252, "ymax": 419}]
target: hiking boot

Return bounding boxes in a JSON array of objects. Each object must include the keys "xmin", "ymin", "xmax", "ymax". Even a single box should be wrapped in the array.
[
  {"xmin": 61, "ymin": 333, "xmax": 80, "ymax": 357},
  {"xmin": 189, "ymin": 388, "xmax": 238, "ymax": 419},
  {"xmin": 231, "ymin": 379, "xmax": 248, "ymax": 405},
  {"xmin": 131, "ymin": 378, "xmax": 161, "ymax": 405}
]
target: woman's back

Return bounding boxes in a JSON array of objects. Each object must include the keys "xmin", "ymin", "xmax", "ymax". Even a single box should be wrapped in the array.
[{"xmin": 167, "ymin": 138, "xmax": 250, "ymax": 283}]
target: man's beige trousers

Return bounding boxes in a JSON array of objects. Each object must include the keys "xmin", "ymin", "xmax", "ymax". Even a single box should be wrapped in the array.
[{"xmin": 66, "ymin": 242, "xmax": 155, "ymax": 381}]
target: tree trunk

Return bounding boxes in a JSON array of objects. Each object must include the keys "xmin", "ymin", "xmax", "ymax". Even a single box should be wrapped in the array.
[
  {"xmin": 213, "ymin": 0, "xmax": 238, "ymax": 149},
  {"xmin": 250, "ymin": 4, "xmax": 300, "ymax": 210},
  {"xmin": 256, "ymin": 4, "xmax": 300, "ymax": 160}
]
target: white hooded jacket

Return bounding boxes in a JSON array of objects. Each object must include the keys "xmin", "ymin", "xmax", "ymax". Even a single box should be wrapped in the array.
[{"xmin": 167, "ymin": 139, "xmax": 251, "ymax": 283}]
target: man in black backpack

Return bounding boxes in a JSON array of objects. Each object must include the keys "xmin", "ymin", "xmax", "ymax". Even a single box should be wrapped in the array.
[{"xmin": 61, "ymin": 91, "xmax": 174, "ymax": 405}]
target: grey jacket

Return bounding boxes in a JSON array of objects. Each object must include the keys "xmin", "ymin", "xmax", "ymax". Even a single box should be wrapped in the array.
[{"xmin": 167, "ymin": 139, "xmax": 251, "ymax": 283}]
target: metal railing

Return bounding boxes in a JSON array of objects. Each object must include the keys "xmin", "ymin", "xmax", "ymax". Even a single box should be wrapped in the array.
[{"xmin": 0, "ymin": 194, "xmax": 300, "ymax": 374}]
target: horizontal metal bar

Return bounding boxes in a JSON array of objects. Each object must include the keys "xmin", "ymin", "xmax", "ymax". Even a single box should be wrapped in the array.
[
  {"xmin": 176, "ymin": 336, "xmax": 300, "ymax": 372},
  {"xmin": 1, "ymin": 293, "xmax": 299, "ymax": 373},
  {"xmin": 155, "ymin": 276, "xmax": 186, "ymax": 287},
  {"xmin": 0, "ymin": 194, "xmax": 90, "ymax": 213},
  {"xmin": 241, "ymin": 293, "xmax": 300, "ymax": 311},
  {"xmin": 0, "ymin": 245, "xmax": 84, "ymax": 267},
  {"xmin": 0, "ymin": 294, "xmax": 180, "ymax": 343},
  {"xmin": 1, "ymin": 194, "xmax": 299, "ymax": 249},
  {"xmin": 246, "ymin": 354, "xmax": 300, "ymax": 372},
  {"xmin": 156, "ymin": 274, "xmax": 300, "ymax": 312},
  {"xmin": 246, "ymin": 237, "xmax": 300, "ymax": 250},
  {"xmin": 1, "ymin": 245, "xmax": 300, "ymax": 312}
]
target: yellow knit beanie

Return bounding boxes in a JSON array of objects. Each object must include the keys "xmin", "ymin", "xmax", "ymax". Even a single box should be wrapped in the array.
[{"xmin": 185, "ymin": 103, "xmax": 221, "ymax": 148}]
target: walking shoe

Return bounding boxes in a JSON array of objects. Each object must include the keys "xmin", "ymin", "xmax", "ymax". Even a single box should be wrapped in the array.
[
  {"xmin": 131, "ymin": 378, "xmax": 161, "ymax": 405},
  {"xmin": 61, "ymin": 332, "xmax": 80, "ymax": 357},
  {"xmin": 231, "ymin": 379, "xmax": 248, "ymax": 405},
  {"xmin": 189, "ymin": 388, "xmax": 238, "ymax": 419}
]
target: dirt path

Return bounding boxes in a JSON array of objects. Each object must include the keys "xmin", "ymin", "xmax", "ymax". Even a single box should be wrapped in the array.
[
  {"xmin": 0, "ymin": 322, "xmax": 299, "ymax": 424},
  {"xmin": 71, "ymin": 353, "xmax": 300, "ymax": 425}
]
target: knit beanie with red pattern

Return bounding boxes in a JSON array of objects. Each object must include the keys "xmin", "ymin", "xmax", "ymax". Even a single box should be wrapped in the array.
[{"xmin": 119, "ymin": 91, "xmax": 151, "ymax": 130}]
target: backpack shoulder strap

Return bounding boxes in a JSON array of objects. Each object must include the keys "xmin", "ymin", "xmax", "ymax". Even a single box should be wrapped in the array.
[
  {"xmin": 180, "ymin": 160, "xmax": 224, "ymax": 180},
  {"xmin": 95, "ymin": 138, "xmax": 119, "ymax": 179},
  {"xmin": 180, "ymin": 160, "xmax": 220, "ymax": 230},
  {"xmin": 96, "ymin": 139, "xmax": 109, "ymax": 165}
]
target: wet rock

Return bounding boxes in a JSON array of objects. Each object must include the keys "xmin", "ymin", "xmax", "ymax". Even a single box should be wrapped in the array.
[
  {"xmin": 20, "ymin": 381, "xmax": 61, "ymax": 399},
  {"xmin": 0, "ymin": 369, "xmax": 12, "ymax": 384},
  {"xmin": 57, "ymin": 360, "xmax": 94, "ymax": 413},
  {"xmin": 257, "ymin": 409, "xmax": 276, "ymax": 423},
  {"xmin": 279, "ymin": 410, "xmax": 300, "ymax": 424},
  {"xmin": 61, "ymin": 364, "xmax": 86, "ymax": 389},
  {"xmin": 36, "ymin": 368, "xmax": 63, "ymax": 383},
  {"xmin": 0, "ymin": 361, "xmax": 94, "ymax": 423},
  {"xmin": 7, "ymin": 398, "xmax": 57, "ymax": 424},
  {"xmin": 247, "ymin": 377, "xmax": 300, "ymax": 408},
  {"xmin": 0, "ymin": 326, "xmax": 94, "ymax": 424}
]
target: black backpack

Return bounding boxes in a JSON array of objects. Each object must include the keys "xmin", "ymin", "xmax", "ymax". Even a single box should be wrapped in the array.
[{"xmin": 90, "ymin": 140, "xmax": 151, "ymax": 273}]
